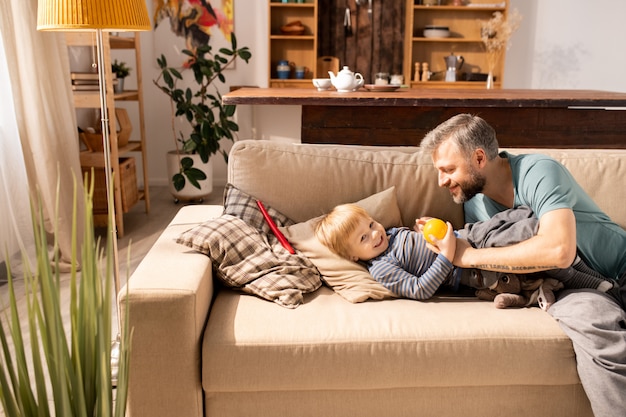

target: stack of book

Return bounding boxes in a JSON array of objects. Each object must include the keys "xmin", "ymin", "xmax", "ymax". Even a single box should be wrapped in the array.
[{"xmin": 70, "ymin": 72, "xmax": 118, "ymax": 91}]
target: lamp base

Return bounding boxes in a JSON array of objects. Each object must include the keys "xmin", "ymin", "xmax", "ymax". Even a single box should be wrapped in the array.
[{"xmin": 111, "ymin": 336, "xmax": 120, "ymax": 387}]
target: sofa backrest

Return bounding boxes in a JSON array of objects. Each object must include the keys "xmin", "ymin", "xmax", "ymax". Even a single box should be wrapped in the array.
[
  {"xmin": 228, "ymin": 140, "xmax": 464, "ymax": 228},
  {"xmin": 228, "ymin": 140, "xmax": 626, "ymax": 230},
  {"xmin": 520, "ymin": 148, "xmax": 626, "ymax": 229}
]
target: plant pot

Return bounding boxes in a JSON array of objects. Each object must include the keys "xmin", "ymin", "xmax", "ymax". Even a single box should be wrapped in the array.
[
  {"xmin": 115, "ymin": 77, "xmax": 124, "ymax": 93},
  {"xmin": 166, "ymin": 151, "xmax": 213, "ymax": 203}
]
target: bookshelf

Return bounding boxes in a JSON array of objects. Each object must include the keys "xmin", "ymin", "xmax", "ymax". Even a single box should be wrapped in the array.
[
  {"xmin": 268, "ymin": 0, "xmax": 318, "ymax": 88},
  {"xmin": 65, "ymin": 32, "xmax": 149, "ymax": 237},
  {"xmin": 403, "ymin": 0, "xmax": 510, "ymax": 89}
]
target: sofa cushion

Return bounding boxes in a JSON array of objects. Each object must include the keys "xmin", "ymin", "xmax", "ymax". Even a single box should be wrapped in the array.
[
  {"xmin": 280, "ymin": 187, "xmax": 400, "ymax": 303},
  {"xmin": 176, "ymin": 188, "xmax": 322, "ymax": 308},
  {"xmin": 203, "ymin": 287, "xmax": 580, "ymax": 393}
]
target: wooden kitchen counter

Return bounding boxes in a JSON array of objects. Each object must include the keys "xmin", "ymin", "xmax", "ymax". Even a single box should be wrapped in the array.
[{"xmin": 223, "ymin": 88, "xmax": 626, "ymax": 148}]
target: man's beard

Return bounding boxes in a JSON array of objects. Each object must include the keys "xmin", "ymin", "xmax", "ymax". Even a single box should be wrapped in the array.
[{"xmin": 453, "ymin": 169, "xmax": 486, "ymax": 204}]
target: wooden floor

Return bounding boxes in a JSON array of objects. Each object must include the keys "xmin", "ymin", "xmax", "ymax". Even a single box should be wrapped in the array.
[{"xmin": 0, "ymin": 185, "xmax": 224, "ymax": 415}]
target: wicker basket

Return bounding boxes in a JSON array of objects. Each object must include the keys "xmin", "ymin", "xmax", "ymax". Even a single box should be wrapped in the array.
[
  {"xmin": 80, "ymin": 108, "xmax": 132, "ymax": 151},
  {"xmin": 82, "ymin": 157, "xmax": 138, "ymax": 215}
]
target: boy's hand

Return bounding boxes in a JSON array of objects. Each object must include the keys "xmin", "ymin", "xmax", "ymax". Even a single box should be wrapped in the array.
[
  {"xmin": 413, "ymin": 216, "xmax": 433, "ymax": 233},
  {"xmin": 423, "ymin": 221, "xmax": 456, "ymax": 263}
]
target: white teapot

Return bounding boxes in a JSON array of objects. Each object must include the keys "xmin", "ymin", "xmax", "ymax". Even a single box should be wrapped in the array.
[{"xmin": 328, "ymin": 66, "xmax": 364, "ymax": 92}]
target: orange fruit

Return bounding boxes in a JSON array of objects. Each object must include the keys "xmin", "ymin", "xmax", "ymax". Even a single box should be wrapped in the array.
[{"xmin": 423, "ymin": 218, "xmax": 448, "ymax": 245}]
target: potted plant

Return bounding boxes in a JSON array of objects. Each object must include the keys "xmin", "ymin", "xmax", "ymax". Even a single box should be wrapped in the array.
[
  {"xmin": 112, "ymin": 59, "xmax": 131, "ymax": 93},
  {"xmin": 153, "ymin": 34, "xmax": 251, "ymax": 202},
  {"xmin": 0, "ymin": 180, "xmax": 131, "ymax": 417}
]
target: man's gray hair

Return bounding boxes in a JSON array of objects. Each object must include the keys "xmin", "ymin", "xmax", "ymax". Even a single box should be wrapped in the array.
[{"xmin": 420, "ymin": 114, "xmax": 500, "ymax": 161}]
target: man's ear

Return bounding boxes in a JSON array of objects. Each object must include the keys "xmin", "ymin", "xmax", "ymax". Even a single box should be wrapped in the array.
[{"xmin": 474, "ymin": 148, "xmax": 488, "ymax": 168}]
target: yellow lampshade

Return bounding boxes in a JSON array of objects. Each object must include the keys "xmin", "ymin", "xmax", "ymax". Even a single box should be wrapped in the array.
[{"xmin": 37, "ymin": 0, "xmax": 151, "ymax": 31}]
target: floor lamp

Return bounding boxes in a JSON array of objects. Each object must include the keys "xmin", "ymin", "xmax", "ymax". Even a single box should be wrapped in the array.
[{"xmin": 36, "ymin": 0, "xmax": 150, "ymax": 382}]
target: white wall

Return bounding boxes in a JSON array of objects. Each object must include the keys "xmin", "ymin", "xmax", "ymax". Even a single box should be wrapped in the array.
[
  {"xmin": 135, "ymin": 0, "xmax": 626, "ymax": 188},
  {"xmin": 505, "ymin": 0, "xmax": 626, "ymax": 92}
]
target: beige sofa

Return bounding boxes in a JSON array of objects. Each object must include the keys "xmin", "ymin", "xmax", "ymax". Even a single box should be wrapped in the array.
[{"xmin": 121, "ymin": 140, "xmax": 626, "ymax": 417}]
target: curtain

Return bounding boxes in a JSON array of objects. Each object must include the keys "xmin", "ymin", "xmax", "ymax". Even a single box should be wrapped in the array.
[
  {"xmin": 0, "ymin": 0, "xmax": 84, "ymax": 270},
  {"xmin": 0, "ymin": 31, "xmax": 33, "ymax": 275},
  {"xmin": 318, "ymin": 0, "xmax": 405, "ymax": 84}
]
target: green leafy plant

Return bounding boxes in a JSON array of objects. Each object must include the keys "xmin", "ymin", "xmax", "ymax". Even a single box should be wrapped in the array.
[
  {"xmin": 0, "ymin": 177, "xmax": 131, "ymax": 417},
  {"xmin": 111, "ymin": 59, "xmax": 131, "ymax": 79},
  {"xmin": 153, "ymin": 34, "xmax": 252, "ymax": 191}
]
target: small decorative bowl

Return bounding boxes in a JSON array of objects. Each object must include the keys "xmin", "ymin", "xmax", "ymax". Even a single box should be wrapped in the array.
[
  {"xmin": 281, "ymin": 21, "xmax": 305, "ymax": 35},
  {"xmin": 312, "ymin": 78, "xmax": 332, "ymax": 91},
  {"xmin": 423, "ymin": 25, "xmax": 450, "ymax": 38}
]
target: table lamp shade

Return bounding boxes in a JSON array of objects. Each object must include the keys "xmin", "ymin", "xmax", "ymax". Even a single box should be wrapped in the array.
[{"xmin": 37, "ymin": 0, "xmax": 151, "ymax": 31}]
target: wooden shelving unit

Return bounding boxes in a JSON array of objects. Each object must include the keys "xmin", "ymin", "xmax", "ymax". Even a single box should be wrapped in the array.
[
  {"xmin": 268, "ymin": 0, "xmax": 318, "ymax": 88},
  {"xmin": 268, "ymin": 0, "xmax": 508, "ymax": 90},
  {"xmin": 403, "ymin": 0, "xmax": 509, "ymax": 89},
  {"xmin": 66, "ymin": 32, "xmax": 150, "ymax": 237}
]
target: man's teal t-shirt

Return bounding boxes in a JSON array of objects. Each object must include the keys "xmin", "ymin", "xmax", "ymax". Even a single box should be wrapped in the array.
[{"xmin": 464, "ymin": 151, "xmax": 626, "ymax": 279}]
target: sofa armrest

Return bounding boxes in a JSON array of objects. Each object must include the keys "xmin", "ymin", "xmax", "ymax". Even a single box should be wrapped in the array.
[{"xmin": 119, "ymin": 205, "xmax": 222, "ymax": 417}]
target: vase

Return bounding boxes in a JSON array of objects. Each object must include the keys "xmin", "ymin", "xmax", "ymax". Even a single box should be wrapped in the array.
[
  {"xmin": 485, "ymin": 72, "xmax": 494, "ymax": 89},
  {"xmin": 115, "ymin": 77, "xmax": 124, "ymax": 93},
  {"xmin": 166, "ymin": 151, "xmax": 213, "ymax": 203}
]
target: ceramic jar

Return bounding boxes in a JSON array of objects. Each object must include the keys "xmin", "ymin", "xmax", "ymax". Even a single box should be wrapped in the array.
[
  {"xmin": 276, "ymin": 60, "xmax": 291, "ymax": 79},
  {"xmin": 390, "ymin": 74, "xmax": 404, "ymax": 85},
  {"xmin": 375, "ymin": 72, "xmax": 389, "ymax": 85}
]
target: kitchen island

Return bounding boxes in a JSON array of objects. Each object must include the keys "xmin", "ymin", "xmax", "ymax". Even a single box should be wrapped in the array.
[{"xmin": 223, "ymin": 88, "xmax": 626, "ymax": 148}]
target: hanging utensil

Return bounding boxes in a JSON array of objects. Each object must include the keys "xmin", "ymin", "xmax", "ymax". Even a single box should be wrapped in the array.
[
  {"xmin": 368, "ymin": 0, "xmax": 372, "ymax": 21},
  {"xmin": 344, "ymin": 0, "xmax": 353, "ymax": 37}
]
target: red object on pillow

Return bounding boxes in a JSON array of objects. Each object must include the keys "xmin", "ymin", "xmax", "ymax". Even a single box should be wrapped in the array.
[{"xmin": 256, "ymin": 200, "xmax": 296, "ymax": 254}]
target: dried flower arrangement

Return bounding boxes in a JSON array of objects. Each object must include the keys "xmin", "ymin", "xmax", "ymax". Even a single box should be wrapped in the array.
[{"xmin": 480, "ymin": 9, "xmax": 522, "ymax": 85}]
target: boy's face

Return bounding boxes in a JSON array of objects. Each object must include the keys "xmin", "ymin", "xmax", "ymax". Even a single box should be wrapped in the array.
[{"xmin": 347, "ymin": 216, "xmax": 389, "ymax": 262}]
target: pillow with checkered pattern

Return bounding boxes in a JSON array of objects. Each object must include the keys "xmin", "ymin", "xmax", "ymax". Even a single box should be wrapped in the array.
[
  {"xmin": 176, "ymin": 185, "xmax": 321, "ymax": 308},
  {"xmin": 222, "ymin": 183, "xmax": 293, "ymax": 233}
]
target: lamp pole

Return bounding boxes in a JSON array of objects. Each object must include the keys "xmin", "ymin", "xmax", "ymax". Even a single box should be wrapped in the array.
[
  {"xmin": 36, "ymin": 0, "xmax": 151, "ymax": 386},
  {"xmin": 95, "ymin": 28, "xmax": 123, "ymax": 383}
]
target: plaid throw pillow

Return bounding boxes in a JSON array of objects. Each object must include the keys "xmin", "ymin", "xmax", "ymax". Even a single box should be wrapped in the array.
[
  {"xmin": 176, "ymin": 186, "xmax": 321, "ymax": 308},
  {"xmin": 223, "ymin": 183, "xmax": 294, "ymax": 233}
]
